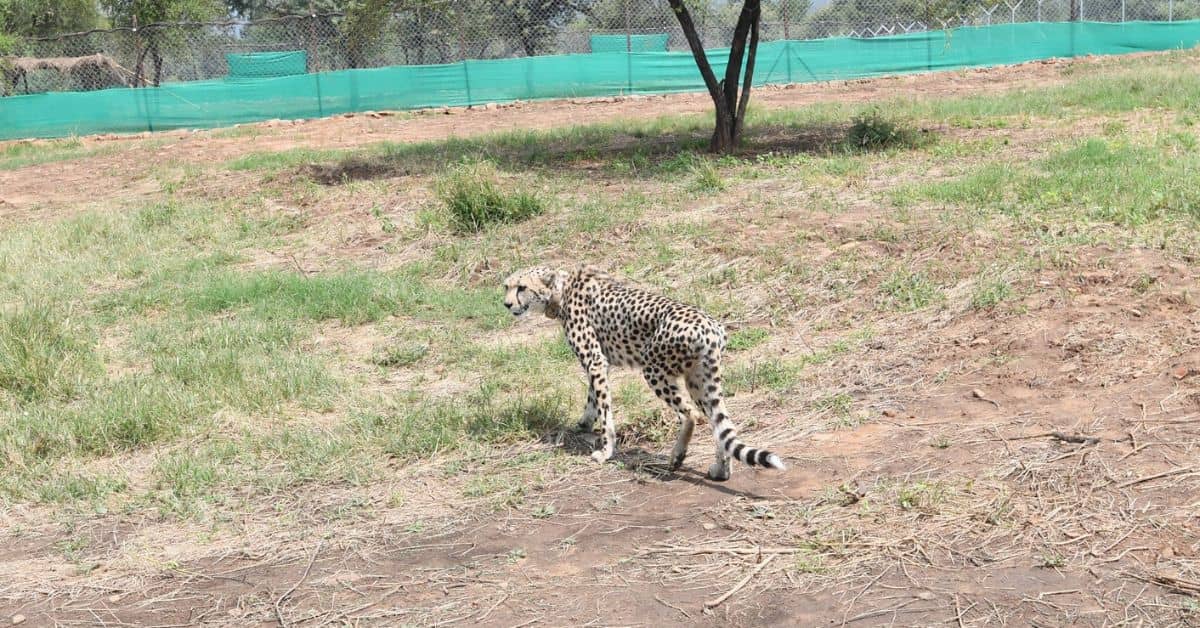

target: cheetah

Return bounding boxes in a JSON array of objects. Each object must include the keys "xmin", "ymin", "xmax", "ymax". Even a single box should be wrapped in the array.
[{"xmin": 502, "ymin": 265, "xmax": 785, "ymax": 481}]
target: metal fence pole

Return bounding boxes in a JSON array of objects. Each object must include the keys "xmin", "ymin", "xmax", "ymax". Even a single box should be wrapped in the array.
[
  {"xmin": 624, "ymin": 0, "xmax": 633, "ymax": 94},
  {"xmin": 307, "ymin": 1, "xmax": 318, "ymax": 73},
  {"xmin": 784, "ymin": 1, "xmax": 793, "ymax": 82},
  {"xmin": 132, "ymin": 15, "xmax": 146, "ymax": 87},
  {"xmin": 1169, "ymin": 0, "xmax": 1174, "ymax": 21},
  {"xmin": 459, "ymin": 21, "xmax": 472, "ymax": 105}
]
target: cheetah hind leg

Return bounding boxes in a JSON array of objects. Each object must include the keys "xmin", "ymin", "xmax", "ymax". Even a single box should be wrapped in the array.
[
  {"xmin": 669, "ymin": 409, "xmax": 696, "ymax": 471},
  {"xmin": 687, "ymin": 369, "xmax": 731, "ymax": 481},
  {"xmin": 643, "ymin": 367, "xmax": 697, "ymax": 472}
]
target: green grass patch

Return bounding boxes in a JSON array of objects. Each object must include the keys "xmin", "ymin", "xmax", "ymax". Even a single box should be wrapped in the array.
[
  {"xmin": 108, "ymin": 267, "xmax": 511, "ymax": 331},
  {"xmin": 726, "ymin": 359, "xmax": 801, "ymax": 394},
  {"xmin": 356, "ymin": 384, "xmax": 567, "ymax": 460},
  {"xmin": 0, "ymin": 300, "xmax": 99, "ymax": 404},
  {"xmin": 912, "ymin": 137, "xmax": 1200, "ymax": 229},
  {"xmin": 879, "ymin": 270, "xmax": 943, "ymax": 311},
  {"xmin": 435, "ymin": 160, "xmax": 547, "ymax": 233},
  {"xmin": 34, "ymin": 471, "xmax": 128, "ymax": 504},
  {"xmin": 727, "ymin": 327, "xmax": 770, "ymax": 351},
  {"xmin": 0, "ymin": 138, "xmax": 116, "ymax": 171},
  {"xmin": 971, "ymin": 278, "xmax": 1014, "ymax": 309}
]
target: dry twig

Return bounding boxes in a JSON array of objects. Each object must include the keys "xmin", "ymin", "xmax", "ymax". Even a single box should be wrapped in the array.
[
  {"xmin": 704, "ymin": 554, "xmax": 776, "ymax": 609},
  {"xmin": 275, "ymin": 540, "xmax": 323, "ymax": 628}
]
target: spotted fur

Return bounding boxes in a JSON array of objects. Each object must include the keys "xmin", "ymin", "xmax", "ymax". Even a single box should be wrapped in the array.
[{"xmin": 502, "ymin": 265, "xmax": 785, "ymax": 480}]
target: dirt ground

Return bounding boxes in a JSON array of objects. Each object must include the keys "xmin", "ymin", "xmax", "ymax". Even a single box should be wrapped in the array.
[{"xmin": 3, "ymin": 54, "xmax": 1200, "ymax": 627}]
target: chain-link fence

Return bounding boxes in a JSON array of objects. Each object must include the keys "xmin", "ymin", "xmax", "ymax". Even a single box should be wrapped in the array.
[{"xmin": 5, "ymin": 0, "xmax": 1200, "ymax": 95}]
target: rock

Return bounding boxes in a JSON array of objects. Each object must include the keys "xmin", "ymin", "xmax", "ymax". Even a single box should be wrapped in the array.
[
  {"xmin": 11, "ymin": 615, "xmax": 26, "ymax": 626},
  {"xmin": 483, "ymin": 102, "xmax": 499, "ymax": 110},
  {"xmin": 970, "ymin": 337, "xmax": 990, "ymax": 346},
  {"xmin": 701, "ymin": 522, "xmax": 717, "ymax": 531},
  {"xmin": 882, "ymin": 409, "xmax": 897, "ymax": 418},
  {"xmin": 1171, "ymin": 364, "xmax": 1195, "ymax": 380}
]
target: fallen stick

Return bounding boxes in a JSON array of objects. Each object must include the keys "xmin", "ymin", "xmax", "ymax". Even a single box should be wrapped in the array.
[
  {"xmin": 275, "ymin": 539, "xmax": 323, "ymax": 628},
  {"xmin": 1127, "ymin": 571, "xmax": 1200, "ymax": 596},
  {"xmin": 1116, "ymin": 466, "xmax": 1198, "ymax": 489},
  {"xmin": 639, "ymin": 545, "xmax": 800, "ymax": 557},
  {"xmin": 704, "ymin": 554, "xmax": 777, "ymax": 609},
  {"xmin": 1003, "ymin": 431, "xmax": 1103, "ymax": 445}
]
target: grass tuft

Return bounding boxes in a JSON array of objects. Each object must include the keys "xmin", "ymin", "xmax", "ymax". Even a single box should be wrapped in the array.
[
  {"xmin": 879, "ymin": 270, "xmax": 942, "ymax": 311},
  {"xmin": 435, "ymin": 160, "xmax": 547, "ymax": 233},
  {"xmin": 847, "ymin": 108, "xmax": 921, "ymax": 150}
]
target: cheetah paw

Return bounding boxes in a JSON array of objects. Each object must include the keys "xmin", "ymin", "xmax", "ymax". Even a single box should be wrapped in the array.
[{"xmin": 706, "ymin": 463, "xmax": 731, "ymax": 482}]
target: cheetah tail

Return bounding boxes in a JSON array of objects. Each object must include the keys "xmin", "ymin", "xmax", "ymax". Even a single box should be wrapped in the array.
[{"xmin": 720, "ymin": 430, "xmax": 786, "ymax": 470}]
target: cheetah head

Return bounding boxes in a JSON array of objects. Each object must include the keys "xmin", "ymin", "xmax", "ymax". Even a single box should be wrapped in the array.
[{"xmin": 503, "ymin": 267, "xmax": 567, "ymax": 318}]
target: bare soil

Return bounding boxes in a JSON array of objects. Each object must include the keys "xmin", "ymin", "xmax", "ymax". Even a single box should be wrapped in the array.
[{"xmin": 3, "ymin": 53, "xmax": 1200, "ymax": 627}]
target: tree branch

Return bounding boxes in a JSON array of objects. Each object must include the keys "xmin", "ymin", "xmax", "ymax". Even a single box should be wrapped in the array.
[
  {"xmin": 667, "ymin": 0, "xmax": 723, "ymax": 106},
  {"xmin": 734, "ymin": 3, "xmax": 760, "ymax": 142},
  {"xmin": 723, "ymin": 0, "xmax": 757, "ymax": 120}
]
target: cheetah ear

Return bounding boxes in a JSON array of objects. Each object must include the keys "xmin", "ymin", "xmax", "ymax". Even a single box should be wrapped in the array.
[{"xmin": 544, "ymin": 269, "xmax": 566, "ymax": 294}]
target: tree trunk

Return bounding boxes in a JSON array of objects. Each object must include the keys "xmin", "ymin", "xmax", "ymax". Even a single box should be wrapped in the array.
[{"xmin": 668, "ymin": 0, "xmax": 761, "ymax": 153}]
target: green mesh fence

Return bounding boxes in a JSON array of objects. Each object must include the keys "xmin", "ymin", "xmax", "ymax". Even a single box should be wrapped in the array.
[
  {"xmin": 3, "ymin": 21, "xmax": 1200, "ymax": 141},
  {"xmin": 226, "ymin": 51, "xmax": 308, "ymax": 79},
  {"xmin": 589, "ymin": 33, "xmax": 671, "ymax": 53}
]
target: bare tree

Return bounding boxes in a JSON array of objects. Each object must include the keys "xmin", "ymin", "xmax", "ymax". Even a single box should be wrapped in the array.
[{"xmin": 668, "ymin": 0, "xmax": 761, "ymax": 153}]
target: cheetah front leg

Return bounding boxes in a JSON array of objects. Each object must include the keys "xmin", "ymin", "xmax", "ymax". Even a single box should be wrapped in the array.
[
  {"xmin": 586, "ymin": 359, "xmax": 615, "ymax": 463},
  {"xmin": 576, "ymin": 381, "xmax": 598, "ymax": 433}
]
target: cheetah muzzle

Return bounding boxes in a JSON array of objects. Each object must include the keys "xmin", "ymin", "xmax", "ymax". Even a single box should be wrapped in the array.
[{"xmin": 502, "ymin": 265, "xmax": 786, "ymax": 481}]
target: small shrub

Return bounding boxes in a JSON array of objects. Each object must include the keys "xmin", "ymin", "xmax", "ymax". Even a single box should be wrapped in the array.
[
  {"xmin": 435, "ymin": 160, "xmax": 546, "ymax": 233},
  {"xmin": 847, "ymin": 108, "xmax": 919, "ymax": 150}
]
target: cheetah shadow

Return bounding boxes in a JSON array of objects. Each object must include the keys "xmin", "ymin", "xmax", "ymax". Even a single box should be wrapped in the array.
[{"xmin": 537, "ymin": 428, "xmax": 772, "ymax": 500}]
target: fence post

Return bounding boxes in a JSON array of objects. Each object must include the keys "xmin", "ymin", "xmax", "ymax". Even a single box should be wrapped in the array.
[
  {"xmin": 132, "ymin": 15, "xmax": 144, "ymax": 87},
  {"xmin": 459, "ymin": 24, "xmax": 472, "ymax": 106},
  {"xmin": 1121, "ymin": 0, "xmax": 1125, "ymax": 22},
  {"xmin": 1169, "ymin": 0, "xmax": 1174, "ymax": 21},
  {"xmin": 307, "ymin": 1, "xmax": 317, "ymax": 72},
  {"xmin": 624, "ymin": 0, "xmax": 633, "ymax": 95},
  {"xmin": 784, "ymin": 1, "xmax": 793, "ymax": 83}
]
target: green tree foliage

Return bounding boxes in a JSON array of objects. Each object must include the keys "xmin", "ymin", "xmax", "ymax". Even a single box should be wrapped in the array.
[
  {"xmin": 342, "ymin": 0, "xmax": 391, "ymax": 67},
  {"xmin": 99, "ymin": 0, "xmax": 223, "ymax": 85},
  {"xmin": 0, "ymin": 0, "xmax": 101, "ymax": 37},
  {"xmin": 101, "ymin": 0, "xmax": 224, "ymax": 25}
]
